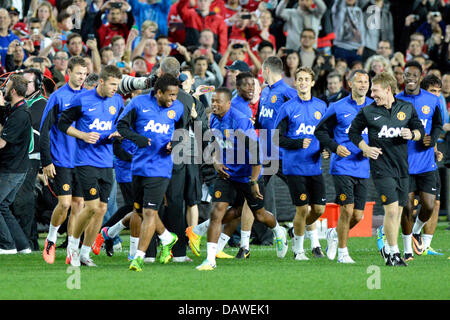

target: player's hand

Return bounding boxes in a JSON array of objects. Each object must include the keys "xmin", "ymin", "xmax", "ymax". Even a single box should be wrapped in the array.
[
  {"xmin": 108, "ymin": 131, "xmax": 121, "ymax": 139},
  {"xmin": 214, "ymin": 163, "xmax": 230, "ymax": 179},
  {"xmin": 322, "ymin": 149, "xmax": 330, "ymax": 159},
  {"xmin": 190, "ymin": 104, "xmax": 197, "ymax": 119},
  {"xmin": 251, "ymin": 182, "xmax": 263, "ymax": 200},
  {"xmin": 303, "ymin": 138, "xmax": 312, "ymax": 149},
  {"xmin": 43, "ymin": 163, "xmax": 56, "ymax": 179},
  {"xmin": 336, "ymin": 145, "xmax": 351, "ymax": 157},
  {"xmin": 166, "ymin": 141, "xmax": 172, "ymax": 154},
  {"xmin": 435, "ymin": 150, "xmax": 444, "ymax": 162},
  {"xmin": 422, "ymin": 134, "xmax": 433, "ymax": 147},
  {"xmin": 83, "ymin": 132, "xmax": 101, "ymax": 144},
  {"xmin": 363, "ymin": 146, "xmax": 383, "ymax": 160},
  {"xmin": 401, "ymin": 128, "xmax": 413, "ymax": 140}
]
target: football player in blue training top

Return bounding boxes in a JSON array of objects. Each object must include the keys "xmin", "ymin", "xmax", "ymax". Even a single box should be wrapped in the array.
[
  {"xmin": 40, "ymin": 56, "xmax": 88, "ymax": 265},
  {"xmin": 58, "ymin": 65, "xmax": 123, "ymax": 267},
  {"xmin": 275, "ymin": 66, "xmax": 328, "ymax": 261},
  {"xmin": 395, "ymin": 61, "xmax": 442, "ymax": 261},
  {"xmin": 315, "ymin": 69, "xmax": 373, "ymax": 263},
  {"xmin": 117, "ymin": 74, "xmax": 184, "ymax": 272},
  {"xmin": 196, "ymin": 87, "xmax": 288, "ymax": 271}
]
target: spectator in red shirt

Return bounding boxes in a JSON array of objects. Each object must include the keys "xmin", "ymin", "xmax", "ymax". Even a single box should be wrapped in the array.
[
  {"xmin": 132, "ymin": 38, "xmax": 158, "ymax": 73},
  {"xmin": 94, "ymin": 0, "xmax": 134, "ymax": 48},
  {"xmin": 176, "ymin": 0, "xmax": 228, "ymax": 54}
]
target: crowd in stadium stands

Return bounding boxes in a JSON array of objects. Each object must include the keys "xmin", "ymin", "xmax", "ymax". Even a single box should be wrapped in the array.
[{"xmin": 0, "ymin": 0, "xmax": 449, "ymax": 262}]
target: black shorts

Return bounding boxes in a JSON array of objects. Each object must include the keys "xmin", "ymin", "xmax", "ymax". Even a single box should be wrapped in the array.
[
  {"xmin": 132, "ymin": 176, "xmax": 169, "ymax": 213},
  {"xmin": 212, "ymin": 177, "xmax": 265, "ymax": 212},
  {"xmin": 185, "ymin": 164, "xmax": 202, "ymax": 206},
  {"xmin": 53, "ymin": 166, "xmax": 83, "ymax": 197},
  {"xmin": 409, "ymin": 171, "xmax": 437, "ymax": 196},
  {"xmin": 119, "ymin": 182, "xmax": 134, "ymax": 207},
  {"xmin": 373, "ymin": 176, "xmax": 409, "ymax": 207},
  {"xmin": 286, "ymin": 175, "xmax": 326, "ymax": 206},
  {"xmin": 75, "ymin": 166, "xmax": 113, "ymax": 203},
  {"xmin": 332, "ymin": 175, "xmax": 368, "ymax": 211},
  {"xmin": 435, "ymin": 170, "xmax": 441, "ymax": 201}
]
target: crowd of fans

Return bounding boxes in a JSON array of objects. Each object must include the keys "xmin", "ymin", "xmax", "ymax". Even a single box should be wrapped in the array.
[{"xmin": 0, "ymin": 0, "xmax": 450, "ymax": 251}]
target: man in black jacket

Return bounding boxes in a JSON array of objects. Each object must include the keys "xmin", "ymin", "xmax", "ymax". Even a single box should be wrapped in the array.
[
  {"xmin": 0, "ymin": 74, "xmax": 33, "ymax": 254},
  {"xmin": 348, "ymin": 72, "xmax": 424, "ymax": 267}
]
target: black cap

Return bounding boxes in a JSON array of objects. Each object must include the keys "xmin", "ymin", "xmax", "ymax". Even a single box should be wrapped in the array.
[
  {"xmin": 7, "ymin": 7, "xmax": 20, "ymax": 15},
  {"xmin": 225, "ymin": 60, "xmax": 250, "ymax": 72}
]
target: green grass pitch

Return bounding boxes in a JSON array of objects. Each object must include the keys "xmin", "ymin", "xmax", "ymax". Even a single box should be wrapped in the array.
[{"xmin": 1, "ymin": 222, "xmax": 449, "ymax": 300}]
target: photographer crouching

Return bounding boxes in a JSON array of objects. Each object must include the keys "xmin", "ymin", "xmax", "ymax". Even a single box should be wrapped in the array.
[{"xmin": 0, "ymin": 74, "xmax": 33, "ymax": 254}]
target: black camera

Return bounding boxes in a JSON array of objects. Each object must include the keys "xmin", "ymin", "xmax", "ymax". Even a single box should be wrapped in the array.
[
  {"xmin": 110, "ymin": 2, "xmax": 122, "ymax": 9},
  {"xmin": 232, "ymin": 43, "xmax": 244, "ymax": 49},
  {"xmin": 88, "ymin": 34, "xmax": 96, "ymax": 40}
]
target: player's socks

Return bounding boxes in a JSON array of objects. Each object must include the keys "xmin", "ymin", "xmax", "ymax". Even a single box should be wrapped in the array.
[
  {"xmin": 292, "ymin": 233, "xmax": 304, "ymax": 254},
  {"xmin": 402, "ymin": 234, "xmax": 413, "ymax": 254},
  {"xmin": 307, "ymin": 227, "xmax": 320, "ymax": 249},
  {"xmin": 129, "ymin": 236, "xmax": 139, "ymax": 258},
  {"xmin": 422, "ymin": 234, "xmax": 433, "ymax": 249},
  {"xmin": 158, "ymin": 229, "xmax": 174, "ymax": 246},
  {"xmin": 69, "ymin": 237, "xmax": 80, "ymax": 251},
  {"xmin": 47, "ymin": 224, "xmax": 60, "ymax": 243},
  {"xmin": 108, "ymin": 220, "xmax": 126, "ymax": 238},
  {"xmin": 80, "ymin": 245, "xmax": 91, "ymax": 260},
  {"xmin": 217, "ymin": 233, "xmax": 230, "ymax": 253},
  {"xmin": 271, "ymin": 222, "xmax": 284, "ymax": 239},
  {"xmin": 206, "ymin": 242, "xmax": 217, "ymax": 265},
  {"xmin": 389, "ymin": 244, "xmax": 399, "ymax": 254},
  {"xmin": 135, "ymin": 250, "xmax": 145, "ymax": 259},
  {"xmin": 384, "ymin": 238, "xmax": 390, "ymax": 254},
  {"xmin": 412, "ymin": 218, "xmax": 426, "ymax": 235},
  {"xmin": 337, "ymin": 247, "xmax": 348, "ymax": 259},
  {"xmin": 240, "ymin": 230, "xmax": 251, "ymax": 250},
  {"xmin": 193, "ymin": 220, "xmax": 209, "ymax": 236}
]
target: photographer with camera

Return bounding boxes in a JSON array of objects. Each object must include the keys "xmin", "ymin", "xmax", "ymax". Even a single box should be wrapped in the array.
[
  {"xmin": 0, "ymin": 74, "xmax": 33, "ymax": 254},
  {"xmin": 11, "ymin": 68, "xmax": 48, "ymax": 251}
]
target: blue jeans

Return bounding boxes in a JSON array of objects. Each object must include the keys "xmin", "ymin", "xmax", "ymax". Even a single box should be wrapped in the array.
[
  {"xmin": 0, "ymin": 172, "xmax": 30, "ymax": 250},
  {"xmin": 333, "ymin": 46, "xmax": 362, "ymax": 65}
]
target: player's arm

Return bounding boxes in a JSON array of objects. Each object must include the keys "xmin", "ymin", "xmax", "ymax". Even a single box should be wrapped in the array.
[
  {"xmin": 348, "ymin": 108, "xmax": 382, "ymax": 159},
  {"xmin": 58, "ymin": 106, "xmax": 100, "ymax": 144},
  {"xmin": 402, "ymin": 106, "xmax": 424, "ymax": 141},
  {"xmin": 423, "ymin": 107, "xmax": 443, "ymax": 147},
  {"xmin": 39, "ymin": 98, "xmax": 59, "ymax": 178},
  {"xmin": 250, "ymin": 163, "xmax": 263, "ymax": 200},
  {"xmin": 116, "ymin": 107, "xmax": 151, "ymax": 148},
  {"xmin": 314, "ymin": 105, "xmax": 340, "ymax": 153},
  {"xmin": 276, "ymin": 116, "xmax": 310, "ymax": 149}
]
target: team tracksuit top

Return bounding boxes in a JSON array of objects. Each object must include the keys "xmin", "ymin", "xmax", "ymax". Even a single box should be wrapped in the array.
[
  {"xmin": 256, "ymin": 79, "xmax": 297, "ymax": 162},
  {"xmin": 58, "ymin": 89, "xmax": 123, "ymax": 168},
  {"xmin": 348, "ymin": 99, "xmax": 425, "ymax": 178},
  {"xmin": 395, "ymin": 90, "xmax": 442, "ymax": 175},
  {"xmin": 230, "ymin": 94, "xmax": 253, "ymax": 119},
  {"xmin": 275, "ymin": 96, "xmax": 328, "ymax": 176},
  {"xmin": 116, "ymin": 91, "xmax": 184, "ymax": 179},
  {"xmin": 315, "ymin": 95, "xmax": 374, "ymax": 179},
  {"xmin": 210, "ymin": 107, "xmax": 260, "ymax": 183},
  {"xmin": 39, "ymin": 84, "xmax": 86, "ymax": 168}
]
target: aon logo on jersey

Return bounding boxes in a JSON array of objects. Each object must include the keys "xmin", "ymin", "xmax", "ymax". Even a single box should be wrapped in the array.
[
  {"xmin": 89, "ymin": 119, "xmax": 112, "ymax": 131},
  {"xmin": 144, "ymin": 120, "xmax": 170, "ymax": 134},
  {"xmin": 296, "ymin": 123, "xmax": 316, "ymax": 135},
  {"xmin": 378, "ymin": 125, "xmax": 403, "ymax": 138},
  {"xmin": 420, "ymin": 119, "xmax": 428, "ymax": 128},
  {"xmin": 345, "ymin": 125, "xmax": 368, "ymax": 134},
  {"xmin": 260, "ymin": 106, "xmax": 274, "ymax": 118}
]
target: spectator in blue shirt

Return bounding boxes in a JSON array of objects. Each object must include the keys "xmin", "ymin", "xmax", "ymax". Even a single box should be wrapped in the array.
[
  {"xmin": 0, "ymin": 8, "xmax": 19, "ymax": 68},
  {"xmin": 129, "ymin": 0, "xmax": 171, "ymax": 37}
]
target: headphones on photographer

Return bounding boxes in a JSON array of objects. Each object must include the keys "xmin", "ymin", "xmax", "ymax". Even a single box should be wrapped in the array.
[{"xmin": 24, "ymin": 68, "xmax": 44, "ymax": 93}]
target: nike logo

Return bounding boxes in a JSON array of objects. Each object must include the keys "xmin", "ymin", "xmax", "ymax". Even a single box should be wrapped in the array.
[
  {"xmin": 88, "ymin": 108, "xmax": 96, "ymax": 112},
  {"xmin": 65, "ymin": 103, "xmax": 70, "ymax": 107},
  {"xmin": 143, "ymin": 109, "xmax": 150, "ymax": 113},
  {"xmin": 344, "ymin": 114, "xmax": 351, "ymax": 118},
  {"xmin": 374, "ymin": 116, "xmax": 382, "ymax": 120},
  {"xmin": 321, "ymin": 198, "xmax": 326, "ymax": 201},
  {"xmin": 147, "ymin": 202, "xmax": 156, "ymax": 206},
  {"xmin": 432, "ymin": 188, "xmax": 436, "ymax": 191},
  {"xmin": 293, "ymin": 114, "xmax": 301, "ymax": 118}
]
